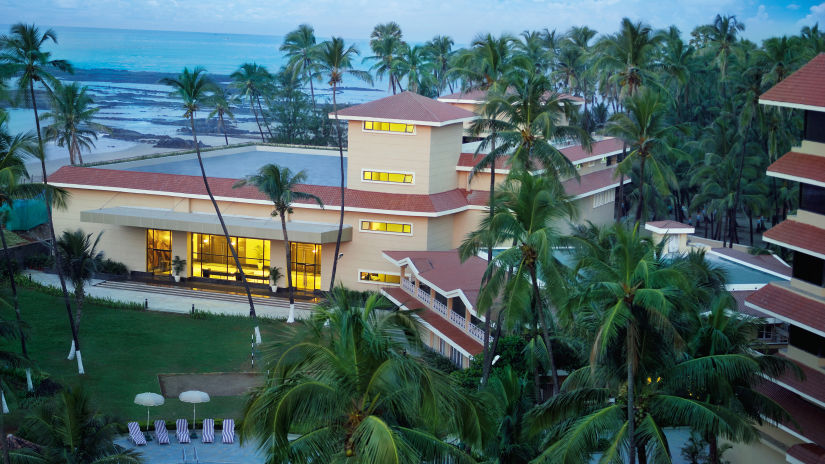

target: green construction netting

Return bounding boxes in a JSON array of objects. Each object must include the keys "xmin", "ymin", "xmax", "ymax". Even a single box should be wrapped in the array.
[{"xmin": 0, "ymin": 198, "xmax": 48, "ymax": 231}]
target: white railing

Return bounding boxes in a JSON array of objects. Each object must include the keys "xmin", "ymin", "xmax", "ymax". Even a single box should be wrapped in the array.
[
  {"xmin": 400, "ymin": 277, "xmax": 487, "ymax": 343},
  {"xmin": 401, "ymin": 278, "xmax": 415, "ymax": 293},
  {"xmin": 416, "ymin": 287, "xmax": 432, "ymax": 305},
  {"xmin": 449, "ymin": 310, "xmax": 466, "ymax": 327},
  {"xmin": 432, "ymin": 299, "xmax": 448, "ymax": 317},
  {"xmin": 467, "ymin": 324, "xmax": 485, "ymax": 342}
]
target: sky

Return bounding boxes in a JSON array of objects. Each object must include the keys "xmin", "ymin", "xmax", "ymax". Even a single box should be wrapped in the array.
[{"xmin": 1, "ymin": 0, "xmax": 824, "ymax": 43}]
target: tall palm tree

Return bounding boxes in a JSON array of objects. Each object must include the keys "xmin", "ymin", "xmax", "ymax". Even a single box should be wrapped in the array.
[
  {"xmin": 280, "ymin": 24, "xmax": 320, "ymax": 108},
  {"xmin": 395, "ymin": 44, "xmax": 433, "ymax": 95},
  {"xmin": 316, "ymin": 37, "xmax": 372, "ymax": 293},
  {"xmin": 595, "ymin": 18, "xmax": 663, "ymax": 98},
  {"xmin": 160, "ymin": 67, "xmax": 257, "ymax": 318},
  {"xmin": 366, "ymin": 22, "xmax": 405, "ymax": 94},
  {"xmin": 423, "ymin": 35, "xmax": 455, "ymax": 94},
  {"xmin": 230, "ymin": 63, "xmax": 272, "ymax": 141},
  {"xmin": 205, "ymin": 85, "xmax": 235, "ymax": 146},
  {"xmin": 56, "ymin": 229, "xmax": 103, "ymax": 330},
  {"xmin": 41, "ymin": 81, "xmax": 109, "ymax": 165},
  {"xmin": 606, "ymin": 87, "xmax": 678, "ymax": 222},
  {"xmin": 0, "ymin": 23, "xmax": 84, "ymax": 374},
  {"xmin": 234, "ymin": 165, "xmax": 323, "ymax": 322},
  {"xmin": 241, "ymin": 287, "xmax": 481, "ymax": 463},
  {"xmin": 694, "ymin": 14, "xmax": 744, "ymax": 99}
]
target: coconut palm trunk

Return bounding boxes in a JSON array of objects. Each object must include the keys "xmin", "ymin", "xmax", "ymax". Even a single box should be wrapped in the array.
[
  {"xmin": 187, "ymin": 114, "xmax": 256, "ymax": 318},
  {"xmin": 480, "ymin": 141, "xmax": 497, "ymax": 386},
  {"xmin": 29, "ymin": 80, "xmax": 84, "ymax": 374},
  {"xmin": 627, "ymin": 328, "xmax": 637, "ymax": 464},
  {"xmin": 635, "ymin": 156, "xmax": 647, "ymax": 222},
  {"xmin": 278, "ymin": 210, "xmax": 296, "ymax": 322},
  {"xmin": 530, "ymin": 266, "xmax": 559, "ymax": 395},
  {"xmin": 328, "ymin": 82, "xmax": 345, "ymax": 293},
  {"xmin": 255, "ymin": 95, "xmax": 274, "ymax": 140},
  {"xmin": 219, "ymin": 110, "xmax": 229, "ymax": 145},
  {"xmin": 249, "ymin": 96, "xmax": 265, "ymax": 142}
]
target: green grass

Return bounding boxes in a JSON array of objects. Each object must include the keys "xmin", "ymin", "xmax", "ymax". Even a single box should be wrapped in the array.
[{"xmin": 1, "ymin": 287, "xmax": 281, "ymax": 424}]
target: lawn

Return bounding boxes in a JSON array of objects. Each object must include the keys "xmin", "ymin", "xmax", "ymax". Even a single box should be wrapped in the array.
[{"xmin": 0, "ymin": 286, "xmax": 282, "ymax": 425}]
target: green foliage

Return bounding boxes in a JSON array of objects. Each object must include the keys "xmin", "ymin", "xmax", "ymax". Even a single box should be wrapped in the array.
[
  {"xmin": 23, "ymin": 252, "xmax": 53, "ymax": 270},
  {"xmin": 96, "ymin": 258, "xmax": 128, "ymax": 276}
]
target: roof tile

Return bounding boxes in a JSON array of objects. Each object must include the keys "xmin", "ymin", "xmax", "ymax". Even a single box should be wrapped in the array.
[
  {"xmin": 745, "ymin": 283, "xmax": 825, "ymax": 333},
  {"xmin": 335, "ymin": 91, "xmax": 475, "ymax": 125},
  {"xmin": 763, "ymin": 220, "xmax": 825, "ymax": 257},
  {"xmin": 767, "ymin": 151, "xmax": 825, "ymax": 186},
  {"xmin": 760, "ymin": 53, "xmax": 825, "ymax": 109}
]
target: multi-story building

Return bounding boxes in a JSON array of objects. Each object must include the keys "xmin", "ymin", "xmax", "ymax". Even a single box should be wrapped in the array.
[{"xmin": 739, "ymin": 53, "xmax": 825, "ymax": 464}]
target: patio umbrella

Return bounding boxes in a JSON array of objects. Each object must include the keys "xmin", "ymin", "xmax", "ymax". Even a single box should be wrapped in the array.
[
  {"xmin": 134, "ymin": 392, "xmax": 165, "ymax": 432},
  {"xmin": 178, "ymin": 390, "xmax": 210, "ymax": 435}
]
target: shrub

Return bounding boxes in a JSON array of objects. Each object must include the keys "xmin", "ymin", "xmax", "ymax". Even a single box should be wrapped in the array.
[
  {"xmin": 0, "ymin": 257, "xmax": 20, "ymax": 279},
  {"xmin": 97, "ymin": 258, "xmax": 128, "ymax": 276},
  {"xmin": 24, "ymin": 253, "xmax": 53, "ymax": 270}
]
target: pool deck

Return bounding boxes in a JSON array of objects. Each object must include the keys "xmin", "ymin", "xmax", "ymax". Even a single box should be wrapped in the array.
[{"xmin": 116, "ymin": 436, "xmax": 266, "ymax": 463}]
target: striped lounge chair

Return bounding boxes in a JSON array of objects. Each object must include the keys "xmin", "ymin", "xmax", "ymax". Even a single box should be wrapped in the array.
[
  {"xmin": 201, "ymin": 418, "xmax": 214, "ymax": 444},
  {"xmin": 127, "ymin": 422, "xmax": 146, "ymax": 446},
  {"xmin": 221, "ymin": 418, "xmax": 235, "ymax": 444},
  {"xmin": 176, "ymin": 419, "xmax": 190, "ymax": 444},
  {"xmin": 154, "ymin": 420, "xmax": 170, "ymax": 445}
]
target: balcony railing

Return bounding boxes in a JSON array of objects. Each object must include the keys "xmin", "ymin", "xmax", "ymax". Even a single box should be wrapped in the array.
[{"xmin": 401, "ymin": 277, "xmax": 486, "ymax": 344}]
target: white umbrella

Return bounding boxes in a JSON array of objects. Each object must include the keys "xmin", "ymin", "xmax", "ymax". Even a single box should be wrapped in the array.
[
  {"xmin": 178, "ymin": 390, "xmax": 210, "ymax": 435},
  {"xmin": 134, "ymin": 392, "xmax": 165, "ymax": 432}
]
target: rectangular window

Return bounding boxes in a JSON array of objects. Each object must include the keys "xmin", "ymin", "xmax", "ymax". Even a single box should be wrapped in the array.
[
  {"xmin": 792, "ymin": 251, "xmax": 825, "ymax": 287},
  {"xmin": 146, "ymin": 229, "xmax": 172, "ymax": 275},
  {"xmin": 800, "ymin": 184, "xmax": 825, "ymax": 216},
  {"xmin": 363, "ymin": 120, "xmax": 415, "ymax": 134},
  {"xmin": 358, "ymin": 271, "xmax": 401, "ymax": 285},
  {"xmin": 804, "ymin": 110, "xmax": 825, "ymax": 144},
  {"xmin": 360, "ymin": 220, "xmax": 412, "ymax": 235},
  {"xmin": 191, "ymin": 233, "xmax": 270, "ymax": 284},
  {"xmin": 362, "ymin": 170, "xmax": 414, "ymax": 184},
  {"xmin": 593, "ymin": 189, "xmax": 616, "ymax": 208}
]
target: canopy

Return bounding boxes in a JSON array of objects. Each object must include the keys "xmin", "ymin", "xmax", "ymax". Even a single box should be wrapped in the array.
[
  {"xmin": 178, "ymin": 390, "xmax": 210, "ymax": 404},
  {"xmin": 134, "ymin": 392, "xmax": 165, "ymax": 407}
]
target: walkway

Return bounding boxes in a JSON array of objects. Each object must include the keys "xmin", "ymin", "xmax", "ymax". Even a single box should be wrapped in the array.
[{"xmin": 26, "ymin": 271, "xmax": 315, "ymax": 320}]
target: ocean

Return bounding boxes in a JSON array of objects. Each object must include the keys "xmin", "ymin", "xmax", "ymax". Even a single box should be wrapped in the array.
[{"xmin": 0, "ymin": 25, "xmax": 389, "ymax": 153}]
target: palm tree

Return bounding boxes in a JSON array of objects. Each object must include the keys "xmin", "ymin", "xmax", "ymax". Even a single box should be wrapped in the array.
[
  {"xmin": 206, "ymin": 85, "xmax": 235, "ymax": 146},
  {"xmin": 366, "ymin": 22, "xmax": 405, "ymax": 94},
  {"xmin": 316, "ymin": 37, "xmax": 373, "ymax": 293},
  {"xmin": 395, "ymin": 44, "xmax": 433, "ymax": 95},
  {"xmin": 21, "ymin": 386, "xmax": 142, "ymax": 463},
  {"xmin": 694, "ymin": 14, "xmax": 744, "ymax": 99},
  {"xmin": 462, "ymin": 171, "xmax": 576, "ymax": 398},
  {"xmin": 280, "ymin": 24, "xmax": 320, "ymax": 108},
  {"xmin": 479, "ymin": 366, "xmax": 541, "ymax": 462},
  {"xmin": 41, "ymin": 81, "xmax": 109, "ymax": 165},
  {"xmin": 606, "ymin": 87, "xmax": 679, "ymax": 222},
  {"xmin": 160, "ymin": 67, "xmax": 257, "ymax": 318},
  {"xmin": 595, "ymin": 18, "xmax": 663, "ymax": 98},
  {"xmin": 234, "ymin": 165, "xmax": 323, "ymax": 322},
  {"xmin": 0, "ymin": 23, "xmax": 84, "ymax": 374},
  {"xmin": 230, "ymin": 63, "xmax": 272, "ymax": 141},
  {"xmin": 241, "ymin": 287, "xmax": 481, "ymax": 463},
  {"xmin": 56, "ymin": 229, "xmax": 103, "ymax": 330},
  {"xmin": 423, "ymin": 35, "xmax": 455, "ymax": 94}
]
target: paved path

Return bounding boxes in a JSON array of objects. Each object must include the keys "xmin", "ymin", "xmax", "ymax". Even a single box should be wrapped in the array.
[{"xmin": 26, "ymin": 271, "xmax": 315, "ymax": 320}]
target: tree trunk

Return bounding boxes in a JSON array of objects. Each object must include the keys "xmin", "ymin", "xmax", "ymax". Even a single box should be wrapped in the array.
[
  {"xmin": 480, "ymin": 142, "xmax": 497, "ymax": 387},
  {"xmin": 531, "ymin": 265, "xmax": 559, "ymax": 395},
  {"xmin": 219, "ymin": 111, "xmax": 229, "ymax": 145},
  {"xmin": 73, "ymin": 134, "xmax": 83, "ymax": 165},
  {"xmin": 616, "ymin": 143, "xmax": 627, "ymax": 220},
  {"xmin": 0, "ymin": 220, "xmax": 26, "ymax": 358},
  {"xmin": 635, "ymin": 156, "xmax": 647, "ymax": 223},
  {"xmin": 307, "ymin": 68, "xmax": 316, "ymax": 110},
  {"xmin": 256, "ymin": 95, "xmax": 274, "ymax": 140},
  {"xmin": 329, "ymin": 82, "xmax": 345, "ymax": 293},
  {"xmin": 250, "ymin": 96, "xmax": 265, "ymax": 142},
  {"xmin": 748, "ymin": 213, "xmax": 754, "ymax": 246},
  {"xmin": 0, "ymin": 398, "xmax": 10, "ymax": 464},
  {"xmin": 31, "ymin": 79, "xmax": 83, "ymax": 375},
  {"xmin": 279, "ymin": 210, "xmax": 296, "ymax": 323},
  {"xmin": 708, "ymin": 434, "xmax": 719, "ymax": 464},
  {"xmin": 188, "ymin": 114, "xmax": 256, "ymax": 318},
  {"xmin": 73, "ymin": 286, "xmax": 84, "ymax": 328},
  {"xmin": 627, "ymin": 329, "xmax": 637, "ymax": 464}
]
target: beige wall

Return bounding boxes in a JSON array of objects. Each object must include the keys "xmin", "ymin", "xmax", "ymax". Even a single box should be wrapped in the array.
[
  {"xmin": 428, "ymin": 124, "xmax": 464, "ymax": 193},
  {"xmin": 427, "ymin": 215, "xmax": 454, "ymax": 250}
]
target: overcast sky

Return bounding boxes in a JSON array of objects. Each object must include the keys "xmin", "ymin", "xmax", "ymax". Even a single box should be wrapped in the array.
[{"xmin": 2, "ymin": 0, "xmax": 824, "ymax": 43}]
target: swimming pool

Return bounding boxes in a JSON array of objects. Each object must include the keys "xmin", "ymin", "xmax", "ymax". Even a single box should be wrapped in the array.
[{"xmin": 104, "ymin": 148, "xmax": 347, "ymax": 187}]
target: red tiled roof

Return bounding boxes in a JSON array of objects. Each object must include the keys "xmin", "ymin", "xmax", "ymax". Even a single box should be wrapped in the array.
[
  {"xmin": 646, "ymin": 220, "xmax": 693, "ymax": 230},
  {"xmin": 745, "ymin": 283, "xmax": 825, "ymax": 334},
  {"xmin": 562, "ymin": 166, "xmax": 625, "ymax": 199},
  {"xmin": 381, "ymin": 287, "xmax": 483, "ymax": 356},
  {"xmin": 710, "ymin": 247, "xmax": 791, "ymax": 278},
  {"xmin": 49, "ymin": 166, "xmax": 472, "ymax": 215},
  {"xmin": 760, "ymin": 53, "xmax": 825, "ymax": 110},
  {"xmin": 771, "ymin": 353, "xmax": 825, "ymax": 406},
  {"xmin": 731, "ymin": 290, "xmax": 759, "ymax": 315},
  {"xmin": 788, "ymin": 443, "xmax": 825, "ymax": 464},
  {"xmin": 334, "ymin": 91, "xmax": 476, "ymax": 125},
  {"xmin": 456, "ymin": 153, "xmax": 511, "ymax": 171},
  {"xmin": 763, "ymin": 220, "xmax": 825, "ymax": 258},
  {"xmin": 438, "ymin": 88, "xmax": 585, "ymax": 103},
  {"xmin": 383, "ymin": 250, "xmax": 486, "ymax": 307},
  {"xmin": 758, "ymin": 381, "xmax": 825, "ymax": 448},
  {"xmin": 767, "ymin": 151, "xmax": 825, "ymax": 187},
  {"xmin": 559, "ymin": 138, "xmax": 624, "ymax": 163}
]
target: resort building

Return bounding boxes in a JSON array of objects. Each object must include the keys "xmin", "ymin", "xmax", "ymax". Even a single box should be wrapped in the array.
[
  {"xmin": 48, "ymin": 90, "xmax": 625, "ymax": 366},
  {"xmin": 731, "ymin": 53, "xmax": 825, "ymax": 464}
]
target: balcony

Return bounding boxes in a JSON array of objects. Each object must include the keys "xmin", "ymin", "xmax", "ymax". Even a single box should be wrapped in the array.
[{"xmin": 401, "ymin": 278, "xmax": 486, "ymax": 343}]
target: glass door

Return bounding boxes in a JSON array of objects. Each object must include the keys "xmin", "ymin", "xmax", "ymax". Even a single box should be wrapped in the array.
[
  {"xmin": 290, "ymin": 243, "xmax": 321, "ymax": 291},
  {"xmin": 146, "ymin": 229, "xmax": 172, "ymax": 274}
]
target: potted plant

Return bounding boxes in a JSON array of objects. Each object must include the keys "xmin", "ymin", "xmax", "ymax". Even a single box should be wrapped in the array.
[
  {"xmin": 269, "ymin": 266, "xmax": 282, "ymax": 293},
  {"xmin": 171, "ymin": 255, "xmax": 186, "ymax": 282}
]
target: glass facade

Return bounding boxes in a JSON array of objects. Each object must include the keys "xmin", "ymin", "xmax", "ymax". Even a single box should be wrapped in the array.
[
  {"xmin": 191, "ymin": 233, "xmax": 270, "ymax": 283},
  {"xmin": 362, "ymin": 170, "xmax": 414, "ymax": 184},
  {"xmin": 363, "ymin": 121, "xmax": 415, "ymax": 133},
  {"xmin": 146, "ymin": 229, "xmax": 172, "ymax": 274},
  {"xmin": 360, "ymin": 220, "xmax": 412, "ymax": 234},
  {"xmin": 291, "ymin": 243, "xmax": 322, "ymax": 291},
  {"xmin": 359, "ymin": 271, "xmax": 401, "ymax": 284}
]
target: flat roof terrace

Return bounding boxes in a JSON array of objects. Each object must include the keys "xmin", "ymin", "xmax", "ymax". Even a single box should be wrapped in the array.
[{"xmin": 95, "ymin": 145, "xmax": 347, "ymax": 187}]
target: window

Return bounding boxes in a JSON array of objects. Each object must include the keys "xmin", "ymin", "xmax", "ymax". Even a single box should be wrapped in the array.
[
  {"xmin": 360, "ymin": 220, "xmax": 412, "ymax": 235},
  {"xmin": 363, "ymin": 120, "xmax": 415, "ymax": 134},
  {"xmin": 359, "ymin": 271, "xmax": 401, "ymax": 285},
  {"xmin": 804, "ymin": 110, "xmax": 825, "ymax": 144},
  {"xmin": 449, "ymin": 346, "xmax": 463, "ymax": 367},
  {"xmin": 593, "ymin": 189, "xmax": 616, "ymax": 208},
  {"xmin": 792, "ymin": 251, "xmax": 825, "ymax": 287},
  {"xmin": 191, "ymin": 233, "xmax": 270, "ymax": 284},
  {"xmin": 362, "ymin": 170, "xmax": 414, "ymax": 184},
  {"xmin": 800, "ymin": 184, "xmax": 825, "ymax": 216},
  {"xmin": 146, "ymin": 229, "xmax": 172, "ymax": 274}
]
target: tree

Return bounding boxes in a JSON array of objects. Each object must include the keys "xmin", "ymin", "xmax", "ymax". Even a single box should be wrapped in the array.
[
  {"xmin": 366, "ymin": 22, "xmax": 405, "ymax": 94},
  {"xmin": 234, "ymin": 164, "xmax": 323, "ymax": 322},
  {"xmin": 241, "ymin": 287, "xmax": 481, "ymax": 463},
  {"xmin": 394, "ymin": 44, "xmax": 433, "ymax": 96},
  {"xmin": 423, "ymin": 35, "xmax": 455, "ymax": 94},
  {"xmin": 160, "ymin": 67, "xmax": 257, "ymax": 319},
  {"xmin": 0, "ymin": 23, "xmax": 84, "ymax": 374},
  {"xmin": 595, "ymin": 18, "xmax": 664, "ymax": 98},
  {"xmin": 280, "ymin": 24, "xmax": 320, "ymax": 108},
  {"xmin": 205, "ymin": 85, "xmax": 234, "ymax": 146},
  {"xmin": 41, "ymin": 81, "xmax": 109, "ymax": 165},
  {"xmin": 316, "ymin": 37, "xmax": 373, "ymax": 293},
  {"xmin": 21, "ymin": 386, "xmax": 142, "ymax": 463},
  {"xmin": 694, "ymin": 14, "xmax": 744, "ymax": 99},
  {"xmin": 268, "ymin": 71, "xmax": 315, "ymax": 144},
  {"xmin": 56, "ymin": 229, "xmax": 103, "ymax": 330},
  {"xmin": 230, "ymin": 63, "xmax": 273, "ymax": 141}
]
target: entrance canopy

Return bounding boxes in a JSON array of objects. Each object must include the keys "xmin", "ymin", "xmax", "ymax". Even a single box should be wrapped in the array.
[{"xmin": 81, "ymin": 207, "xmax": 351, "ymax": 244}]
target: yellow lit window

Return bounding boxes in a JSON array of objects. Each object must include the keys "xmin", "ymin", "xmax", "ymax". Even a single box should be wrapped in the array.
[
  {"xmin": 360, "ymin": 220, "xmax": 412, "ymax": 235},
  {"xmin": 359, "ymin": 271, "xmax": 401, "ymax": 284},
  {"xmin": 363, "ymin": 120, "xmax": 415, "ymax": 134},
  {"xmin": 362, "ymin": 170, "xmax": 414, "ymax": 184}
]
